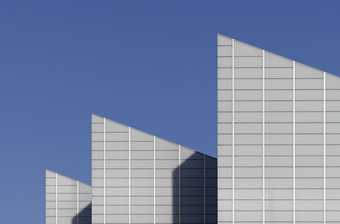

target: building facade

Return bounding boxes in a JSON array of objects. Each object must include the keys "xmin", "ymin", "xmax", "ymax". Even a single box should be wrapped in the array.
[
  {"xmin": 46, "ymin": 33, "xmax": 340, "ymax": 224},
  {"xmin": 217, "ymin": 34, "xmax": 340, "ymax": 223},
  {"xmin": 91, "ymin": 114, "xmax": 217, "ymax": 224},
  {"xmin": 45, "ymin": 170, "xmax": 92, "ymax": 224},
  {"xmin": 46, "ymin": 115, "xmax": 217, "ymax": 224}
]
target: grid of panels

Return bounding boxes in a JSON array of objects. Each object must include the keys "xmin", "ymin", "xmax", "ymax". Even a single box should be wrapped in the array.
[
  {"xmin": 264, "ymin": 51, "xmax": 294, "ymax": 223},
  {"xmin": 91, "ymin": 114, "xmax": 217, "ymax": 224},
  {"xmin": 326, "ymin": 74, "xmax": 340, "ymax": 223},
  {"xmin": 92, "ymin": 116, "xmax": 129, "ymax": 224},
  {"xmin": 45, "ymin": 170, "xmax": 92, "ymax": 224},
  {"xmin": 217, "ymin": 35, "xmax": 266, "ymax": 223},
  {"xmin": 217, "ymin": 35, "xmax": 233, "ymax": 224},
  {"xmin": 295, "ymin": 62, "xmax": 324, "ymax": 223},
  {"xmin": 130, "ymin": 128, "xmax": 154, "ymax": 224},
  {"xmin": 217, "ymin": 33, "xmax": 340, "ymax": 224}
]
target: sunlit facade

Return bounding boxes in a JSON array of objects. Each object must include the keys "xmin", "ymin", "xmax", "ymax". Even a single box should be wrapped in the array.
[{"xmin": 217, "ymin": 34, "xmax": 340, "ymax": 223}]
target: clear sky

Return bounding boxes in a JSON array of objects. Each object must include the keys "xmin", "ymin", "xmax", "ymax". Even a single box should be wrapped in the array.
[{"xmin": 1, "ymin": 1, "xmax": 340, "ymax": 223}]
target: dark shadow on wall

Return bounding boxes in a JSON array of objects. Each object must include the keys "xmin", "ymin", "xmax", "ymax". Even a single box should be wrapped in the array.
[
  {"xmin": 173, "ymin": 152, "xmax": 217, "ymax": 224},
  {"xmin": 72, "ymin": 203, "xmax": 92, "ymax": 224}
]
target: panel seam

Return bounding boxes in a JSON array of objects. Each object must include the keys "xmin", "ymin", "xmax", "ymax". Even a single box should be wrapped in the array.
[
  {"xmin": 262, "ymin": 49, "xmax": 265, "ymax": 224},
  {"xmin": 56, "ymin": 173, "xmax": 58, "ymax": 224},
  {"xmin": 293, "ymin": 61, "xmax": 296, "ymax": 224},
  {"xmin": 323, "ymin": 71, "xmax": 326, "ymax": 224},
  {"xmin": 204, "ymin": 155, "xmax": 206, "ymax": 224},
  {"xmin": 103, "ymin": 118, "xmax": 106, "ymax": 224},
  {"xmin": 154, "ymin": 136, "xmax": 156, "ymax": 224},
  {"xmin": 231, "ymin": 38, "xmax": 235, "ymax": 224},
  {"xmin": 76, "ymin": 181, "xmax": 79, "ymax": 224},
  {"xmin": 179, "ymin": 145, "xmax": 181, "ymax": 224},
  {"xmin": 128, "ymin": 127, "xmax": 131, "ymax": 224}
]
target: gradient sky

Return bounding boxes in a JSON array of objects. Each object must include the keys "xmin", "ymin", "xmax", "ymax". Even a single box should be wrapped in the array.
[{"xmin": 1, "ymin": 1, "xmax": 340, "ymax": 223}]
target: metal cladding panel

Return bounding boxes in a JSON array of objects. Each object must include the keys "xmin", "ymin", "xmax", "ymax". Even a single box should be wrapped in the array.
[
  {"xmin": 295, "ymin": 63, "xmax": 324, "ymax": 222},
  {"xmin": 45, "ymin": 170, "xmax": 91, "ymax": 224},
  {"xmin": 130, "ymin": 127, "xmax": 153, "ymax": 223},
  {"xmin": 91, "ymin": 114, "xmax": 129, "ymax": 224},
  {"xmin": 92, "ymin": 114, "xmax": 217, "ymax": 224},
  {"xmin": 264, "ymin": 48, "xmax": 293, "ymax": 223},
  {"xmin": 326, "ymin": 73, "xmax": 340, "ymax": 222},
  {"xmin": 217, "ymin": 34, "xmax": 233, "ymax": 224},
  {"xmin": 218, "ymin": 33, "xmax": 340, "ymax": 223}
]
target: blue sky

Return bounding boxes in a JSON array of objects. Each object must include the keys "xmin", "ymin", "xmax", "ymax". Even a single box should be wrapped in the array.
[{"xmin": 1, "ymin": 1, "xmax": 340, "ymax": 223}]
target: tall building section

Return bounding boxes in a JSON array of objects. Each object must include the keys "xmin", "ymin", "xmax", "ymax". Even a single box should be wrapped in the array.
[
  {"xmin": 217, "ymin": 33, "xmax": 340, "ymax": 223},
  {"xmin": 91, "ymin": 114, "xmax": 217, "ymax": 224}
]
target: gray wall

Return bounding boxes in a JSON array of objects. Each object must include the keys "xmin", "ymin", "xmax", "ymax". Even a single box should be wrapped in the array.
[
  {"xmin": 92, "ymin": 114, "xmax": 217, "ymax": 224},
  {"xmin": 45, "ymin": 170, "xmax": 92, "ymax": 224},
  {"xmin": 217, "ymin": 33, "xmax": 340, "ymax": 223}
]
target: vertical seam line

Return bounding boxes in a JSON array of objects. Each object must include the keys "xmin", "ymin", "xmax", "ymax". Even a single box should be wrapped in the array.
[
  {"xmin": 293, "ymin": 61, "xmax": 296, "ymax": 224},
  {"xmin": 204, "ymin": 155, "xmax": 206, "ymax": 224},
  {"xmin": 231, "ymin": 38, "xmax": 235, "ymax": 224},
  {"xmin": 262, "ymin": 49, "xmax": 265, "ymax": 224},
  {"xmin": 103, "ymin": 118, "xmax": 106, "ymax": 224},
  {"xmin": 324, "ymin": 71, "xmax": 326, "ymax": 223},
  {"xmin": 154, "ymin": 136, "xmax": 156, "ymax": 224},
  {"xmin": 179, "ymin": 145, "xmax": 181, "ymax": 224},
  {"xmin": 128, "ymin": 127, "xmax": 131, "ymax": 224},
  {"xmin": 56, "ymin": 173, "xmax": 58, "ymax": 224},
  {"xmin": 76, "ymin": 181, "xmax": 79, "ymax": 224}
]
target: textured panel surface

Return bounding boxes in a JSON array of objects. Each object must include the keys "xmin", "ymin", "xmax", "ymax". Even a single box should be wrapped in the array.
[
  {"xmin": 92, "ymin": 114, "xmax": 217, "ymax": 224},
  {"xmin": 217, "ymin": 33, "xmax": 340, "ymax": 223},
  {"xmin": 45, "ymin": 170, "xmax": 92, "ymax": 224}
]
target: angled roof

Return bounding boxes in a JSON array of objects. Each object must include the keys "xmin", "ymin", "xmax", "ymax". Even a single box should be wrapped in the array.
[
  {"xmin": 217, "ymin": 33, "xmax": 339, "ymax": 80},
  {"xmin": 45, "ymin": 170, "xmax": 91, "ymax": 224},
  {"xmin": 45, "ymin": 169, "xmax": 91, "ymax": 190},
  {"xmin": 92, "ymin": 113, "xmax": 216, "ymax": 160}
]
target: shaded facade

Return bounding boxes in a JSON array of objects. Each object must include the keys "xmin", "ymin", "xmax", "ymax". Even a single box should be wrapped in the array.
[
  {"xmin": 217, "ymin": 34, "xmax": 340, "ymax": 223},
  {"xmin": 45, "ymin": 114, "xmax": 217, "ymax": 224},
  {"xmin": 91, "ymin": 114, "xmax": 217, "ymax": 224},
  {"xmin": 45, "ymin": 170, "xmax": 92, "ymax": 224}
]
